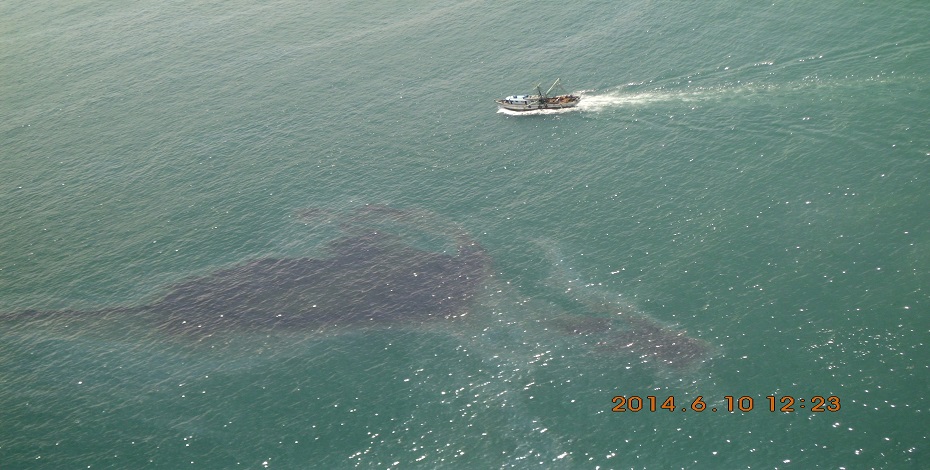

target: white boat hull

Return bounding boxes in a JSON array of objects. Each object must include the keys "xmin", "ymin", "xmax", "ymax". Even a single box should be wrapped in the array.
[
  {"xmin": 495, "ymin": 81, "xmax": 581, "ymax": 112},
  {"xmin": 495, "ymin": 98, "xmax": 580, "ymax": 112}
]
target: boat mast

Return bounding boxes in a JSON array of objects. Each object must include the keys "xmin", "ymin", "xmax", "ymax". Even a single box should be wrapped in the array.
[{"xmin": 545, "ymin": 78, "xmax": 562, "ymax": 97}]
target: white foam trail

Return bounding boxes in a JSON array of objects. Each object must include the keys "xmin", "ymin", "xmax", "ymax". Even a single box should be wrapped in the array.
[
  {"xmin": 495, "ymin": 73, "xmax": 900, "ymax": 117},
  {"xmin": 581, "ymin": 83, "xmax": 760, "ymax": 110}
]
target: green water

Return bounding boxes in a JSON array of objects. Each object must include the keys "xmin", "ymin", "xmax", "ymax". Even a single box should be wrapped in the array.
[{"xmin": 2, "ymin": 1, "xmax": 929, "ymax": 468}]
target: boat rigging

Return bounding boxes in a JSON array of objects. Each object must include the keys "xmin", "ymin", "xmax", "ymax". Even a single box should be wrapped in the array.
[{"xmin": 495, "ymin": 78, "xmax": 581, "ymax": 112}]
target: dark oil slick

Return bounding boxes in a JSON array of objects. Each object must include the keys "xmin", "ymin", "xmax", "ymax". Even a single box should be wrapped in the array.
[
  {"xmin": 10, "ymin": 206, "xmax": 488, "ymax": 334},
  {"xmin": 8, "ymin": 205, "xmax": 710, "ymax": 369},
  {"xmin": 555, "ymin": 310, "xmax": 711, "ymax": 369}
]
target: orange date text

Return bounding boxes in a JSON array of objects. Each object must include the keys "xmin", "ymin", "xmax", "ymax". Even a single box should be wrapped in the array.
[{"xmin": 611, "ymin": 395, "xmax": 841, "ymax": 413}]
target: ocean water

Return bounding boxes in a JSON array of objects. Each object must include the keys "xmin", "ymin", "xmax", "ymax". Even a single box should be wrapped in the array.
[{"xmin": 2, "ymin": 0, "xmax": 929, "ymax": 468}]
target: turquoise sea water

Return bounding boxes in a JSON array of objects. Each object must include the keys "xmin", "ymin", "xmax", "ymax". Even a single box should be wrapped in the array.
[{"xmin": 2, "ymin": 1, "xmax": 929, "ymax": 468}]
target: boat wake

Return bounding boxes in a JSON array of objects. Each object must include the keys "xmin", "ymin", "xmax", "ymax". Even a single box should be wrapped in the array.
[
  {"xmin": 496, "ymin": 82, "xmax": 773, "ymax": 116},
  {"xmin": 495, "ymin": 88, "xmax": 712, "ymax": 116},
  {"xmin": 497, "ymin": 89, "xmax": 720, "ymax": 116},
  {"xmin": 497, "ymin": 71, "xmax": 900, "ymax": 116},
  {"xmin": 576, "ymin": 89, "xmax": 707, "ymax": 111},
  {"xmin": 496, "ymin": 64, "xmax": 912, "ymax": 116}
]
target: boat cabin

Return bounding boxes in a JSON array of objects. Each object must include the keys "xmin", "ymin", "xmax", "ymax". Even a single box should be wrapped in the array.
[{"xmin": 501, "ymin": 95, "xmax": 530, "ymax": 105}]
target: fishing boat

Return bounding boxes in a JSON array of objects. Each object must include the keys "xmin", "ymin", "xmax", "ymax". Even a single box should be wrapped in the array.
[{"xmin": 495, "ymin": 78, "xmax": 581, "ymax": 112}]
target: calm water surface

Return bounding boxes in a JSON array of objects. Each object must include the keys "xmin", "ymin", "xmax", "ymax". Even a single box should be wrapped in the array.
[{"xmin": 2, "ymin": 1, "xmax": 928, "ymax": 468}]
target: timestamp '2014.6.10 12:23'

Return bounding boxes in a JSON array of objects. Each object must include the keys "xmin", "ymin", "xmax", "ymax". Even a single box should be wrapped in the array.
[{"xmin": 611, "ymin": 395, "xmax": 841, "ymax": 413}]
